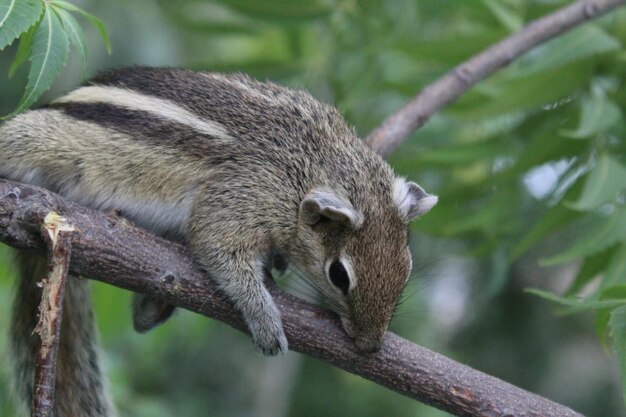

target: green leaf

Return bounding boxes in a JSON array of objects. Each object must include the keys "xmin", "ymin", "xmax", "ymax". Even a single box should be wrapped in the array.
[
  {"xmin": 0, "ymin": 0, "xmax": 43, "ymax": 51},
  {"xmin": 410, "ymin": 139, "xmax": 510, "ymax": 166},
  {"xmin": 217, "ymin": 0, "xmax": 332, "ymax": 22},
  {"xmin": 54, "ymin": 7, "xmax": 87, "ymax": 72},
  {"xmin": 395, "ymin": 28, "xmax": 508, "ymax": 65},
  {"xmin": 7, "ymin": 20, "xmax": 35, "ymax": 77},
  {"xmin": 567, "ymin": 245, "xmax": 619, "ymax": 295},
  {"xmin": 568, "ymin": 155, "xmax": 626, "ymax": 211},
  {"xmin": 497, "ymin": 114, "xmax": 588, "ymax": 183},
  {"xmin": 480, "ymin": 0, "xmax": 522, "ymax": 32},
  {"xmin": 513, "ymin": 25, "xmax": 622, "ymax": 77},
  {"xmin": 164, "ymin": 1, "xmax": 260, "ymax": 35},
  {"xmin": 428, "ymin": 189, "xmax": 519, "ymax": 237},
  {"xmin": 598, "ymin": 289, "xmax": 626, "ymax": 347},
  {"xmin": 541, "ymin": 208, "xmax": 626, "ymax": 266},
  {"xmin": 603, "ymin": 244, "xmax": 626, "ymax": 290},
  {"xmin": 511, "ymin": 204, "xmax": 582, "ymax": 260},
  {"xmin": 527, "ymin": 289, "xmax": 626, "ymax": 310},
  {"xmin": 596, "ymin": 308, "xmax": 611, "ymax": 350},
  {"xmin": 451, "ymin": 62, "xmax": 591, "ymax": 119},
  {"xmin": 562, "ymin": 95, "xmax": 623, "ymax": 139},
  {"xmin": 49, "ymin": 0, "xmax": 110, "ymax": 53},
  {"xmin": 13, "ymin": 3, "xmax": 69, "ymax": 113},
  {"xmin": 609, "ymin": 305, "xmax": 626, "ymax": 404}
]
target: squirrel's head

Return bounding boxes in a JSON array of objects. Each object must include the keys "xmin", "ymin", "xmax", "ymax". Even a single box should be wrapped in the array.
[{"xmin": 293, "ymin": 178, "xmax": 437, "ymax": 353}]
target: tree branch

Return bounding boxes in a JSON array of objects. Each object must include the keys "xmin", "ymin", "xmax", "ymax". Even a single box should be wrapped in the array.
[
  {"xmin": 365, "ymin": 0, "xmax": 626, "ymax": 157},
  {"xmin": 0, "ymin": 179, "xmax": 585, "ymax": 417}
]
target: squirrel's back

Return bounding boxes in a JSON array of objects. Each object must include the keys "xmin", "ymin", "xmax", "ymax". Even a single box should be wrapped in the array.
[{"xmin": 0, "ymin": 67, "xmax": 395, "ymax": 237}]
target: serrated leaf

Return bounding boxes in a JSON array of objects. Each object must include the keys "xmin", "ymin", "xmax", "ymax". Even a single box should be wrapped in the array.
[
  {"xmin": 0, "ymin": 0, "xmax": 43, "ymax": 51},
  {"xmin": 49, "ymin": 0, "xmax": 110, "ymax": 53},
  {"xmin": 527, "ymin": 288, "xmax": 626, "ymax": 310},
  {"xmin": 54, "ymin": 7, "xmax": 86, "ymax": 72},
  {"xmin": 609, "ymin": 305, "xmax": 626, "ymax": 404},
  {"xmin": 568, "ymin": 155, "xmax": 626, "ymax": 211},
  {"xmin": 541, "ymin": 208, "xmax": 626, "ymax": 266},
  {"xmin": 562, "ymin": 95, "xmax": 623, "ymax": 139},
  {"xmin": 7, "ymin": 20, "xmax": 35, "ymax": 77},
  {"xmin": 592, "ymin": 290, "xmax": 626, "ymax": 353},
  {"xmin": 13, "ymin": 3, "xmax": 69, "ymax": 113}
]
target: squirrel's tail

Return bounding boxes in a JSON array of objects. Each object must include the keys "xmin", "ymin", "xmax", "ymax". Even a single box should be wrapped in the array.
[{"xmin": 10, "ymin": 250, "xmax": 116, "ymax": 417}]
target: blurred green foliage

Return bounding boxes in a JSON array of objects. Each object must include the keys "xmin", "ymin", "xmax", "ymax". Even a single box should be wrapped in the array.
[{"xmin": 1, "ymin": 0, "xmax": 626, "ymax": 416}]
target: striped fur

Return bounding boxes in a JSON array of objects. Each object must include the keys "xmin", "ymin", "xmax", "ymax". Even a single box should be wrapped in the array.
[
  {"xmin": 0, "ymin": 67, "xmax": 436, "ymax": 416},
  {"xmin": 53, "ymin": 86, "xmax": 233, "ymax": 140}
]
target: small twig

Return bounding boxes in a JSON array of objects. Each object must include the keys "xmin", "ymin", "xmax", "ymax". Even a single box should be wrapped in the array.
[
  {"xmin": 366, "ymin": 0, "xmax": 626, "ymax": 157},
  {"xmin": 31, "ymin": 213, "xmax": 74, "ymax": 417},
  {"xmin": 0, "ymin": 180, "xmax": 585, "ymax": 417}
]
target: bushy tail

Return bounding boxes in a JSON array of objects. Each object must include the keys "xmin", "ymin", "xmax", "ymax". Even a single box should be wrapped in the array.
[{"xmin": 10, "ymin": 250, "xmax": 115, "ymax": 417}]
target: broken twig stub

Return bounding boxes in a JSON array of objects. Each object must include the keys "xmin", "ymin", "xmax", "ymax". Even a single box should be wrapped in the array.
[{"xmin": 32, "ymin": 212, "xmax": 74, "ymax": 417}]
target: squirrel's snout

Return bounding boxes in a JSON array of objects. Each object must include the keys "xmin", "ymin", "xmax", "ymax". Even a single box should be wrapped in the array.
[{"xmin": 341, "ymin": 318, "xmax": 384, "ymax": 353}]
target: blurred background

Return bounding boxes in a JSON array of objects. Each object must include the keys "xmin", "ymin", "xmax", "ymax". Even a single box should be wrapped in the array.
[{"xmin": 1, "ymin": 0, "xmax": 626, "ymax": 416}]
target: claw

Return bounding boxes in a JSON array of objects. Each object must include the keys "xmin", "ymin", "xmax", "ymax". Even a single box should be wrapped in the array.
[{"xmin": 253, "ymin": 329, "xmax": 288, "ymax": 356}]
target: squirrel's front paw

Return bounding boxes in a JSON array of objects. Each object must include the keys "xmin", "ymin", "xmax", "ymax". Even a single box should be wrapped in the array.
[{"xmin": 248, "ymin": 313, "xmax": 288, "ymax": 356}]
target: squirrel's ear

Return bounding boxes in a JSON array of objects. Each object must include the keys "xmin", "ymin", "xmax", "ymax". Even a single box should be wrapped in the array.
[
  {"xmin": 394, "ymin": 179, "xmax": 438, "ymax": 221},
  {"xmin": 300, "ymin": 190, "xmax": 362, "ymax": 229}
]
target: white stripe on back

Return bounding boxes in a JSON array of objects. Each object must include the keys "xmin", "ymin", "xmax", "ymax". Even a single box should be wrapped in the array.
[{"xmin": 53, "ymin": 85, "xmax": 233, "ymax": 140}]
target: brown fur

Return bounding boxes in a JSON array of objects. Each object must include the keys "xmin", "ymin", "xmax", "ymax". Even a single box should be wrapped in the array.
[{"xmin": 1, "ymin": 67, "xmax": 436, "ymax": 416}]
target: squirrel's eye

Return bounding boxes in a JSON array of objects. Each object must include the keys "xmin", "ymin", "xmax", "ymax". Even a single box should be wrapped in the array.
[{"xmin": 328, "ymin": 260, "xmax": 350, "ymax": 295}]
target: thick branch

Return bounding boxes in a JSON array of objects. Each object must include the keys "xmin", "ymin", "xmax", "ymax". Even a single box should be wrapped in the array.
[
  {"xmin": 0, "ymin": 179, "xmax": 585, "ymax": 417},
  {"xmin": 366, "ymin": 0, "xmax": 626, "ymax": 157}
]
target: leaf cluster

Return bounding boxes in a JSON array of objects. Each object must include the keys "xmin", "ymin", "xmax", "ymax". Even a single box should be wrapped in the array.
[{"xmin": 0, "ymin": 0, "xmax": 109, "ymax": 116}]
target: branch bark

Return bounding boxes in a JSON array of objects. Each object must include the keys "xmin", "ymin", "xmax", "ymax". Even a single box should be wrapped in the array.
[
  {"xmin": 0, "ymin": 179, "xmax": 585, "ymax": 417},
  {"xmin": 365, "ymin": 0, "xmax": 626, "ymax": 157}
]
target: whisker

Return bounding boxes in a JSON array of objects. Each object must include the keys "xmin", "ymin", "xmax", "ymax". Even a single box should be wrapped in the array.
[
  {"xmin": 283, "ymin": 279, "xmax": 348, "ymax": 317},
  {"xmin": 287, "ymin": 265, "xmax": 343, "ymax": 304},
  {"xmin": 278, "ymin": 264, "xmax": 348, "ymax": 316}
]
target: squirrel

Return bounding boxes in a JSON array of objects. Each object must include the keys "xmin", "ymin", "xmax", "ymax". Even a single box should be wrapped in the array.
[{"xmin": 0, "ymin": 67, "xmax": 437, "ymax": 416}]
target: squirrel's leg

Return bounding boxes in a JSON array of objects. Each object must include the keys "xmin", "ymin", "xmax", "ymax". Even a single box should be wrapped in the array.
[
  {"xmin": 198, "ymin": 244, "xmax": 288, "ymax": 355},
  {"xmin": 188, "ymin": 194, "xmax": 288, "ymax": 356},
  {"xmin": 217, "ymin": 252, "xmax": 287, "ymax": 355}
]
